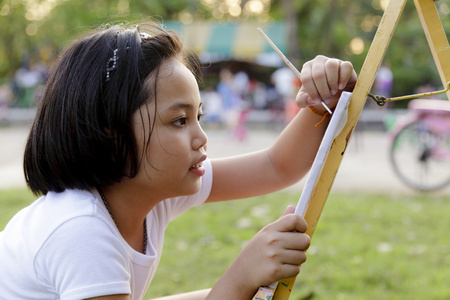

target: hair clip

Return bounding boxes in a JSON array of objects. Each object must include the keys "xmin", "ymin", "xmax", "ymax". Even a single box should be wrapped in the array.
[
  {"xmin": 139, "ymin": 32, "xmax": 151, "ymax": 42},
  {"xmin": 105, "ymin": 48, "xmax": 118, "ymax": 81}
]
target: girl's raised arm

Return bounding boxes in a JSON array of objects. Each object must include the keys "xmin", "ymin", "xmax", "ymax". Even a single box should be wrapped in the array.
[{"xmin": 207, "ymin": 56, "xmax": 356, "ymax": 203}]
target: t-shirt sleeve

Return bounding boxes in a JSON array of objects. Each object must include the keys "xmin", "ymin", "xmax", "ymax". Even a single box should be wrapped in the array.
[{"xmin": 34, "ymin": 216, "xmax": 131, "ymax": 300}]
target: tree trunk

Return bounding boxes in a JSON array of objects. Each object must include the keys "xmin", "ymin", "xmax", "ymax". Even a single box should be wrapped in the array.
[{"xmin": 281, "ymin": 0, "xmax": 300, "ymax": 63}]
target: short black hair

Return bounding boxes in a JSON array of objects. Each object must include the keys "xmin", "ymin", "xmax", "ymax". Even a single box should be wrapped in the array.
[{"xmin": 24, "ymin": 22, "xmax": 189, "ymax": 195}]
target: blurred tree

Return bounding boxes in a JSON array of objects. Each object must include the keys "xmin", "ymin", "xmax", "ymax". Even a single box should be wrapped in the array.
[
  {"xmin": 385, "ymin": 0, "xmax": 448, "ymax": 103},
  {"xmin": 0, "ymin": 0, "xmax": 449, "ymax": 101},
  {"xmin": 0, "ymin": 0, "xmax": 201, "ymax": 79},
  {"xmin": 270, "ymin": 0, "xmax": 449, "ymax": 103}
]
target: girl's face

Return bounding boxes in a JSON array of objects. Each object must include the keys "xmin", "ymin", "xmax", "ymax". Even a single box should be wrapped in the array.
[{"xmin": 132, "ymin": 58, "xmax": 208, "ymax": 199}]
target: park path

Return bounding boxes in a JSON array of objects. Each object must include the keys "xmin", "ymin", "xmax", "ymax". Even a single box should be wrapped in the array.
[{"xmin": 1, "ymin": 125, "xmax": 449, "ymax": 196}]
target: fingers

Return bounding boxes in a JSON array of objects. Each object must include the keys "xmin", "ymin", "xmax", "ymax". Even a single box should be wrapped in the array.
[
  {"xmin": 339, "ymin": 60, "xmax": 357, "ymax": 90},
  {"xmin": 279, "ymin": 248, "xmax": 308, "ymax": 266},
  {"xmin": 324, "ymin": 58, "xmax": 341, "ymax": 96},
  {"xmin": 299, "ymin": 56, "xmax": 326, "ymax": 105},
  {"xmin": 277, "ymin": 263, "xmax": 301, "ymax": 280},
  {"xmin": 296, "ymin": 55, "xmax": 356, "ymax": 108},
  {"xmin": 239, "ymin": 210, "xmax": 311, "ymax": 287},
  {"xmin": 263, "ymin": 250, "xmax": 306, "ymax": 281},
  {"xmin": 264, "ymin": 213, "xmax": 311, "ymax": 258},
  {"xmin": 281, "ymin": 205, "xmax": 295, "ymax": 217},
  {"xmin": 282, "ymin": 231, "xmax": 311, "ymax": 251},
  {"xmin": 261, "ymin": 232, "xmax": 310, "ymax": 280},
  {"xmin": 301, "ymin": 57, "xmax": 340, "ymax": 102},
  {"xmin": 272, "ymin": 212, "xmax": 311, "ymax": 254},
  {"xmin": 273, "ymin": 213, "xmax": 308, "ymax": 233},
  {"xmin": 264, "ymin": 225, "xmax": 311, "ymax": 253}
]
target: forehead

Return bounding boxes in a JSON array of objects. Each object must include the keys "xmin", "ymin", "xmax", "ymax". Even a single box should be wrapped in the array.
[
  {"xmin": 136, "ymin": 58, "xmax": 201, "ymax": 122},
  {"xmin": 159, "ymin": 58, "xmax": 196, "ymax": 85},
  {"xmin": 154, "ymin": 58, "xmax": 200, "ymax": 104}
]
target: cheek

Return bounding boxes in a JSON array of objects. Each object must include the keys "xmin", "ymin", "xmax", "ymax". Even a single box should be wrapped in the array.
[
  {"xmin": 136, "ymin": 132, "xmax": 186, "ymax": 178},
  {"xmin": 143, "ymin": 133, "xmax": 187, "ymax": 179},
  {"xmin": 152, "ymin": 128, "xmax": 188, "ymax": 157}
]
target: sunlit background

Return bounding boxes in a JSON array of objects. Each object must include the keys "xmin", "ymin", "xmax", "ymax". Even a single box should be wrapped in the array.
[
  {"xmin": 1, "ymin": 5, "xmax": 450, "ymax": 297},
  {"xmin": 0, "ymin": 0, "xmax": 449, "ymax": 113}
]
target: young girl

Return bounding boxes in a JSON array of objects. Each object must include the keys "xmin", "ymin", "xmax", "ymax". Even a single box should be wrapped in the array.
[{"xmin": 0, "ymin": 22, "xmax": 356, "ymax": 300}]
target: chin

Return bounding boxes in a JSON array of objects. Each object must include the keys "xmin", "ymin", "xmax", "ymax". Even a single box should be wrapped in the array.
[
  {"xmin": 182, "ymin": 181, "xmax": 202, "ymax": 196},
  {"xmin": 185, "ymin": 186, "xmax": 201, "ymax": 196}
]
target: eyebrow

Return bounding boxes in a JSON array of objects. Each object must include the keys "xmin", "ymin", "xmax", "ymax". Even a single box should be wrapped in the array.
[{"xmin": 166, "ymin": 102, "xmax": 203, "ymax": 112}]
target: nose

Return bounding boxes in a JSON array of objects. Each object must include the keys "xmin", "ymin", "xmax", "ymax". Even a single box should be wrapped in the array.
[{"xmin": 192, "ymin": 123, "xmax": 208, "ymax": 151}]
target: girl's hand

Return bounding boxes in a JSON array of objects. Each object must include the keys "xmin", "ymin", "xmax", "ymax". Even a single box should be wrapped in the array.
[
  {"xmin": 296, "ymin": 55, "xmax": 357, "ymax": 112},
  {"xmin": 228, "ymin": 205, "xmax": 311, "ymax": 295}
]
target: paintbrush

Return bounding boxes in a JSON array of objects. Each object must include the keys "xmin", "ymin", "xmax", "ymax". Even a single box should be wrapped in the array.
[{"xmin": 257, "ymin": 27, "xmax": 333, "ymax": 115}]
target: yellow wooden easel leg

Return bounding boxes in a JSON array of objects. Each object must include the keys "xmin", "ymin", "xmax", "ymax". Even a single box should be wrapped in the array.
[
  {"xmin": 414, "ymin": 0, "xmax": 450, "ymax": 100},
  {"xmin": 272, "ymin": 0, "xmax": 408, "ymax": 299}
]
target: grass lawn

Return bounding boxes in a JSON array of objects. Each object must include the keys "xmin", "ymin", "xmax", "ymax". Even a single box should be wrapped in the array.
[{"xmin": 1, "ymin": 188, "xmax": 449, "ymax": 299}]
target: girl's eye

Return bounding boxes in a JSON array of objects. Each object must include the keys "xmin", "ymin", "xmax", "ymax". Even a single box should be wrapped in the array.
[
  {"xmin": 173, "ymin": 117, "xmax": 187, "ymax": 126},
  {"xmin": 173, "ymin": 113, "xmax": 203, "ymax": 127}
]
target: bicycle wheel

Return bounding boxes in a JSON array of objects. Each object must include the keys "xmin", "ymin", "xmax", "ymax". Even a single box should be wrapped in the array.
[{"xmin": 390, "ymin": 119, "xmax": 450, "ymax": 191}]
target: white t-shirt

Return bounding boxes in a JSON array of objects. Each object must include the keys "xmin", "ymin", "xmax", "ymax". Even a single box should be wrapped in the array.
[{"xmin": 0, "ymin": 159, "xmax": 212, "ymax": 300}]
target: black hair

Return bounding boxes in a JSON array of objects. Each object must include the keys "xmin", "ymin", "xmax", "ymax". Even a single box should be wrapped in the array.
[{"xmin": 23, "ymin": 22, "xmax": 189, "ymax": 195}]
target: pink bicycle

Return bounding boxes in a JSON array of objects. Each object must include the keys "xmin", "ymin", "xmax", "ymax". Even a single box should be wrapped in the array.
[{"xmin": 389, "ymin": 99, "xmax": 450, "ymax": 191}]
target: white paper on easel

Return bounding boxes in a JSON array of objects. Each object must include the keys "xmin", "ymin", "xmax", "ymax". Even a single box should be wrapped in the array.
[{"xmin": 295, "ymin": 91, "xmax": 352, "ymax": 216}]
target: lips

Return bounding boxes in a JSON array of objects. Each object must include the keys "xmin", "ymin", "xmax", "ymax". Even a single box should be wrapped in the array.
[{"xmin": 189, "ymin": 156, "xmax": 207, "ymax": 176}]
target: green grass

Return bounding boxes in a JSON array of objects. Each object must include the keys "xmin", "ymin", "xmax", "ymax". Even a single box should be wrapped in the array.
[
  {"xmin": 1, "ymin": 188, "xmax": 450, "ymax": 299},
  {"xmin": 0, "ymin": 188, "xmax": 36, "ymax": 229}
]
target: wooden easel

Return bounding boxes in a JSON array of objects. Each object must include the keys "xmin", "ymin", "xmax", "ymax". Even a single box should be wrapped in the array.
[{"xmin": 272, "ymin": 0, "xmax": 450, "ymax": 299}]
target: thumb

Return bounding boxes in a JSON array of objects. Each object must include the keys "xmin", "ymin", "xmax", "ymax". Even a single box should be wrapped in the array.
[{"xmin": 281, "ymin": 205, "xmax": 296, "ymax": 217}]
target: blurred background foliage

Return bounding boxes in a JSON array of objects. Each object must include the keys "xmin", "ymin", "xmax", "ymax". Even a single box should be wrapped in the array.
[{"xmin": 1, "ymin": 0, "xmax": 449, "ymax": 100}]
